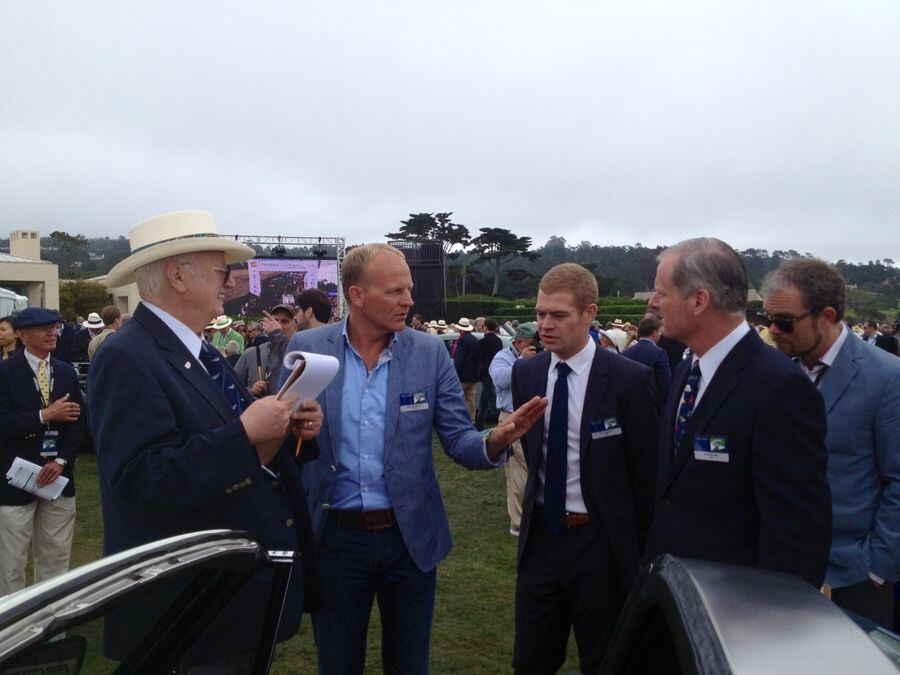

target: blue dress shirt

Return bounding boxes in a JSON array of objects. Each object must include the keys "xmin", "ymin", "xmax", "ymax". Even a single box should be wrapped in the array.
[{"xmin": 331, "ymin": 324, "xmax": 395, "ymax": 511}]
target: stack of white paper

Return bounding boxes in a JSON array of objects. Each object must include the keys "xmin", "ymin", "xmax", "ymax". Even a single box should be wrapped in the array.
[
  {"xmin": 276, "ymin": 350, "xmax": 339, "ymax": 409},
  {"xmin": 5, "ymin": 457, "xmax": 68, "ymax": 501}
]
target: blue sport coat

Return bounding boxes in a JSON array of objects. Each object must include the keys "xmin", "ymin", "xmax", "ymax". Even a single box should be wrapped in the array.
[
  {"xmin": 823, "ymin": 330, "xmax": 900, "ymax": 587},
  {"xmin": 283, "ymin": 319, "xmax": 496, "ymax": 572},
  {"xmin": 623, "ymin": 338, "xmax": 671, "ymax": 404}
]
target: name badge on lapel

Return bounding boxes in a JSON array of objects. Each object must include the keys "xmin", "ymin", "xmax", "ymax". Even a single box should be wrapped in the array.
[
  {"xmin": 400, "ymin": 392, "xmax": 429, "ymax": 412},
  {"xmin": 694, "ymin": 435, "xmax": 729, "ymax": 462},
  {"xmin": 590, "ymin": 416, "xmax": 623, "ymax": 440},
  {"xmin": 40, "ymin": 430, "xmax": 59, "ymax": 458}
]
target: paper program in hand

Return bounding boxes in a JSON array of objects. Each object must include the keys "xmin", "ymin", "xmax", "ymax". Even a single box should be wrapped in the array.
[{"xmin": 276, "ymin": 350, "xmax": 339, "ymax": 409}]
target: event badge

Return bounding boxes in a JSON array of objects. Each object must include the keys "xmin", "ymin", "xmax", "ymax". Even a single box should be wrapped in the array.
[
  {"xmin": 694, "ymin": 435, "xmax": 729, "ymax": 463},
  {"xmin": 400, "ymin": 392, "xmax": 429, "ymax": 412},
  {"xmin": 590, "ymin": 417, "xmax": 623, "ymax": 440},
  {"xmin": 40, "ymin": 430, "xmax": 59, "ymax": 458}
]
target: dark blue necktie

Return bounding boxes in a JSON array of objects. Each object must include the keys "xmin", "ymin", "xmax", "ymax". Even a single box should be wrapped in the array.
[
  {"xmin": 543, "ymin": 361, "xmax": 571, "ymax": 535},
  {"xmin": 674, "ymin": 361, "xmax": 701, "ymax": 454},
  {"xmin": 199, "ymin": 341, "xmax": 246, "ymax": 413}
]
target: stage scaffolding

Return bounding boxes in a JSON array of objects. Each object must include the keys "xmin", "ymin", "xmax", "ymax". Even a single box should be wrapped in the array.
[{"xmin": 228, "ymin": 234, "xmax": 346, "ymax": 316}]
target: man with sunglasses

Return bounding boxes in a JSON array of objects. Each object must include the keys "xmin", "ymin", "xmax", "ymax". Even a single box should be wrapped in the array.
[
  {"xmin": 762, "ymin": 258, "xmax": 900, "ymax": 628},
  {"xmin": 645, "ymin": 238, "xmax": 831, "ymax": 588}
]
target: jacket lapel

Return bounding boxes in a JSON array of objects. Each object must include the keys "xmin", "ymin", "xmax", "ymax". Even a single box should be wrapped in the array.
[
  {"xmin": 819, "ymin": 334, "xmax": 862, "ymax": 414},
  {"xmin": 579, "ymin": 347, "xmax": 610, "ymax": 460},
  {"xmin": 12, "ymin": 352, "xmax": 43, "ymax": 409},
  {"xmin": 664, "ymin": 330, "xmax": 759, "ymax": 491},
  {"xmin": 382, "ymin": 331, "xmax": 404, "ymax": 465},
  {"xmin": 323, "ymin": 323, "xmax": 345, "ymax": 460},
  {"xmin": 523, "ymin": 351, "xmax": 550, "ymax": 467},
  {"xmin": 134, "ymin": 305, "xmax": 236, "ymax": 423}
]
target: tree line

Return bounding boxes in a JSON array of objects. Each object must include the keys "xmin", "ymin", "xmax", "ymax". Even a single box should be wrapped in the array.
[{"xmin": 3, "ymin": 216, "xmax": 898, "ymax": 321}]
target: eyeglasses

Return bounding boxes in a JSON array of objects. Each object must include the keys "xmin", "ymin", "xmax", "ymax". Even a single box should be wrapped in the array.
[
  {"xmin": 179, "ymin": 261, "xmax": 232, "ymax": 284},
  {"xmin": 757, "ymin": 310, "xmax": 813, "ymax": 334}
]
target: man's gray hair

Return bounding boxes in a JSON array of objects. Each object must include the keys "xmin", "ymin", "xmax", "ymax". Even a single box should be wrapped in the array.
[
  {"xmin": 761, "ymin": 258, "xmax": 846, "ymax": 322},
  {"xmin": 225, "ymin": 339, "xmax": 241, "ymax": 356},
  {"xmin": 660, "ymin": 238, "xmax": 748, "ymax": 314},
  {"xmin": 134, "ymin": 253, "xmax": 199, "ymax": 298}
]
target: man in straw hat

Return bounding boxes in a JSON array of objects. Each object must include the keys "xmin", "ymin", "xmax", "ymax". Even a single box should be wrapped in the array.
[
  {"xmin": 89, "ymin": 210, "xmax": 324, "ymax": 669},
  {"xmin": 281, "ymin": 243, "xmax": 547, "ymax": 674}
]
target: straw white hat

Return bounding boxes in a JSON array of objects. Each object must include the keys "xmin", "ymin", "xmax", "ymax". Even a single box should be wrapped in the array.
[
  {"xmin": 456, "ymin": 317, "xmax": 474, "ymax": 332},
  {"xmin": 210, "ymin": 315, "xmax": 233, "ymax": 330},
  {"xmin": 83, "ymin": 312, "xmax": 104, "ymax": 329},
  {"xmin": 105, "ymin": 210, "xmax": 254, "ymax": 288}
]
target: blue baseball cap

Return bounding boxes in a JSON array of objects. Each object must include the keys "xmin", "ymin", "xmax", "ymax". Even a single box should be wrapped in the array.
[{"xmin": 12, "ymin": 308, "xmax": 63, "ymax": 330}]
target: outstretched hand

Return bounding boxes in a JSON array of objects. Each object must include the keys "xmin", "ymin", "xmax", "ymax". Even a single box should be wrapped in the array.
[{"xmin": 486, "ymin": 396, "xmax": 548, "ymax": 458}]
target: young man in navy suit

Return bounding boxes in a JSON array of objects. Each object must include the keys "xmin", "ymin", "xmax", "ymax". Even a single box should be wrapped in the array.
[
  {"xmin": 763, "ymin": 258, "xmax": 900, "ymax": 627},
  {"xmin": 0, "ymin": 307, "xmax": 83, "ymax": 596},
  {"xmin": 645, "ymin": 238, "xmax": 831, "ymax": 588},
  {"xmin": 511, "ymin": 263, "xmax": 659, "ymax": 674}
]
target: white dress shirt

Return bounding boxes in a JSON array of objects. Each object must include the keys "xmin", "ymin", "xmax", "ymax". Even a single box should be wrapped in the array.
[
  {"xmin": 796, "ymin": 323, "xmax": 849, "ymax": 386},
  {"xmin": 691, "ymin": 321, "xmax": 751, "ymax": 408},
  {"xmin": 142, "ymin": 301, "xmax": 207, "ymax": 372},
  {"xmin": 24, "ymin": 349, "xmax": 52, "ymax": 424},
  {"xmin": 536, "ymin": 337, "xmax": 596, "ymax": 514}
]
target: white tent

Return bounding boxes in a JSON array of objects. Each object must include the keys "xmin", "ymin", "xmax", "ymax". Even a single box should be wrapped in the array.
[{"xmin": 0, "ymin": 286, "xmax": 29, "ymax": 316}]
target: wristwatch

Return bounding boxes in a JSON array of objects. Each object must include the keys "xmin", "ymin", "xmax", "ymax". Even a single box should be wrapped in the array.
[{"xmin": 54, "ymin": 458, "xmax": 67, "ymax": 467}]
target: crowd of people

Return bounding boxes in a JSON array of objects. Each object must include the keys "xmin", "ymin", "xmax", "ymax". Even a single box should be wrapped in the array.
[{"xmin": 1, "ymin": 209, "xmax": 899, "ymax": 674}]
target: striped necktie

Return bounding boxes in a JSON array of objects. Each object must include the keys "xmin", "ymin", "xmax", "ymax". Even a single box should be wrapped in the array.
[
  {"xmin": 674, "ymin": 361, "xmax": 701, "ymax": 454},
  {"xmin": 199, "ymin": 342, "xmax": 246, "ymax": 413}
]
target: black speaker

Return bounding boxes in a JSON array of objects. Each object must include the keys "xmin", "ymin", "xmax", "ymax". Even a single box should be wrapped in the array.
[{"xmin": 390, "ymin": 240, "xmax": 446, "ymax": 322}]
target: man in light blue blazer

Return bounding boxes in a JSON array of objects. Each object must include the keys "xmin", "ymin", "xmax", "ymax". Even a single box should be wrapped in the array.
[
  {"xmin": 763, "ymin": 258, "xmax": 900, "ymax": 628},
  {"xmin": 281, "ymin": 243, "xmax": 546, "ymax": 674}
]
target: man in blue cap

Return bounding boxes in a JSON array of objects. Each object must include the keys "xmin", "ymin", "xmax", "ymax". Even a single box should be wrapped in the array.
[{"xmin": 0, "ymin": 307, "xmax": 84, "ymax": 596}]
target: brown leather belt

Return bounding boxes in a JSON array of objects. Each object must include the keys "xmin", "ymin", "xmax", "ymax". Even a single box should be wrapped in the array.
[
  {"xmin": 564, "ymin": 512, "xmax": 591, "ymax": 528},
  {"xmin": 328, "ymin": 508, "xmax": 396, "ymax": 530},
  {"xmin": 534, "ymin": 506, "xmax": 591, "ymax": 528}
]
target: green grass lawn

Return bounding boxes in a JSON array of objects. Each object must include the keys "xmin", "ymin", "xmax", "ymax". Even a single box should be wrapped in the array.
[{"xmin": 69, "ymin": 440, "xmax": 578, "ymax": 673}]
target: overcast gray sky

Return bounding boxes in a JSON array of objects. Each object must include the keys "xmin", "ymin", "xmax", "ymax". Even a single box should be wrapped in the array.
[{"xmin": 2, "ymin": 1, "xmax": 898, "ymax": 262}]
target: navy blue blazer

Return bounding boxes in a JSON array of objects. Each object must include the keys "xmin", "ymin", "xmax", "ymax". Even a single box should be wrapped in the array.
[
  {"xmin": 511, "ymin": 345, "xmax": 660, "ymax": 591},
  {"xmin": 0, "ymin": 351, "xmax": 83, "ymax": 504},
  {"xmin": 623, "ymin": 338, "xmax": 672, "ymax": 404},
  {"xmin": 645, "ymin": 329, "xmax": 832, "ymax": 587},
  {"xmin": 454, "ymin": 332, "xmax": 480, "ymax": 383},
  {"xmin": 89, "ymin": 303, "xmax": 318, "ymax": 658}
]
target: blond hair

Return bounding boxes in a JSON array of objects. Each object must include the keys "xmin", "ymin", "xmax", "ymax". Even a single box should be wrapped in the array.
[
  {"xmin": 341, "ymin": 243, "xmax": 405, "ymax": 300},
  {"xmin": 539, "ymin": 263, "xmax": 598, "ymax": 311}
]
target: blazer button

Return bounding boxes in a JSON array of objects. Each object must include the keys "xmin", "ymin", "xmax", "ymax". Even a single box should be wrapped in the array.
[
  {"xmin": 271, "ymin": 480, "xmax": 280, "ymax": 488},
  {"xmin": 244, "ymin": 477, "xmax": 252, "ymax": 486},
  {"xmin": 321, "ymin": 503, "xmax": 330, "ymax": 510},
  {"xmin": 330, "ymin": 465, "xmax": 336, "ymax": 473},
  {"xmin": 225, "ymin": 487, "xmax": 233, "ymax": 495},
  {"xmin": 662, "ymin": 498, "xmax": 671, "ymax": 508},
  {"xmin": 285, "ymin": 518, "xmax": 294, "ymax": 527},
  {"xmin": 232, "ymin": 483, "xmax": 241, "ymax": 491}
]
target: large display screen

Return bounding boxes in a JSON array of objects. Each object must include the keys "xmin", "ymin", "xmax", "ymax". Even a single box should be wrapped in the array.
[{"xmin": 223, "ymin": 257, "xmax": 340, "ymax": 318}]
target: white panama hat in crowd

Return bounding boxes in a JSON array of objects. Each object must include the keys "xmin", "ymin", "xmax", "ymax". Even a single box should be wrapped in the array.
[
  {"xmin": 210, "ymin": 315, "xmax": 233, "ymax": 330},
  {"xmin": 83, "ymin": 312, "xmax": 104, "ymax": 329},
  {"xmin": 105, "ymin": 210, "xmax": 255, "ymax": 288},
  {"xmin": 455, "ymin": 317, "xmax": 474, "ymax": 332}
]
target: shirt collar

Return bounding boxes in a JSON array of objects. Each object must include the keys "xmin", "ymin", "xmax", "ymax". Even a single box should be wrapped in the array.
[
  {"xmin": 549, "ymin": 336, "xmax": 595, "ymax": 376},
  {"xmin": 341, "ymin": 317, "xmax": 398, "ymax": 357},
  {"xmin": 817, "ymin": 322, "xmax": 849, "ymax": 367},
  {"xmin": 141, "ymin": 301, "xmax": 204, "ymax": 361},
  {"xmin": 23, "ymin": 349, "xmax": 48, "ymax": 371},
  {"xmin": 694, "ymin": 321, "xmax": 751, "ymax": 382}
]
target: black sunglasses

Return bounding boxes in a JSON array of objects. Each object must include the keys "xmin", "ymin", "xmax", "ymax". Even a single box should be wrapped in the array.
[{"xmin": 757, "ymin": 310, "xmax": 813, "ymax": 334}]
